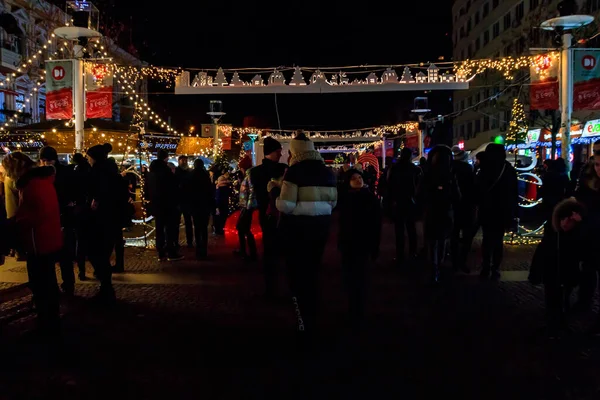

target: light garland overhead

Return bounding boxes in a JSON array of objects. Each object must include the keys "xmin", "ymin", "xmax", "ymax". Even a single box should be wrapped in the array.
[
  {"xmin": 234, "ymin": 122, "xmax": 418, "ymax": 141},
  {"xmin": 455, "ymin": 52, "xmax": 560, "ymax": 81}
]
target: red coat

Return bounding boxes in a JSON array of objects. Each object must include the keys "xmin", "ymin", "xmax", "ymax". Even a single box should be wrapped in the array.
[{"xmin": 16, "ymin": 167, "xmax": 63, "ymax": 256}]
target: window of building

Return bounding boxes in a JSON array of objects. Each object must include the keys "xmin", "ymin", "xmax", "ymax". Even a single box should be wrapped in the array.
[
  {"xmin": 491, "ymin": 114, "xmax": 499, "ymax": 129},
  {"xmin": 493, "ymin": 0, "xmax": 499, "ymax": 8},
  {"xmin": 493, "ymin": 22, "xmax": 500, "ymax": 38},
  {"xmin": 530, "ymin": 0, "xmax": 539, "ymax": 11},
  {"xmin": 531, "ymin": 27, "xmax": 540, "ymax": 46},
  {"xmin": 468, "ymin": 96, "xmax": 473, "ymax": 107},
  {"xmin": 475, "ymin": 37, "xmax": 480, "ymax": 52},
  {"xmin": 460, "ymin": 124, "xmax": 465, "ymax": 137},
  {"xmin": 504, "ymin": 43, "xmax": 513, "ymax": 56},
  {"xmin": 484, "ymin": 30, "xmax": 490, "ymax": 45},
  {"xmin": 475, "ymin": 10, "xmax": 480, "ymax": 25},
  {"xmin": 515, "ymin": 2, "xmax": 524, "ymax": 22},
  {"xmin": 475, "ymin": 119, "xmax": 481, "ymax": 134},
  {"xmin": 484, "ymin": 116, "xmax": 490, "ymax": 131},
  {"xmin": 39, "ymin": 97, "xmax": 45, "ymax": 121},
  {"xmin": 461, "ymin": 48, "xmax": 466, "ymax": 61},
  {"xmin": 504, "ymin": 12, "xmax": 512, "ymax": 30},
  {"xmin": 475, "ymin": 93, "xmax": 481, "ymax": 103},
  {"xmin": 15, "ymin": 92, "xmax": 25, "ymax": 112},
  {"xmin": 467, "ymin": 18, "xmax": 472, "ymax": 32},
  {"xmin": 467, "ymin": 122, "xmax": 473, "ymax": 138},
  {"xmin": 483, "ymin": 2, "xmax": 490, "ymax": 17}
]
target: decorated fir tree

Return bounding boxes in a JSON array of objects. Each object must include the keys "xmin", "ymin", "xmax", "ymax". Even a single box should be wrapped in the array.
[{"xmin": 507, "ymin": 98, "xmax": 528, "ymax": 145}]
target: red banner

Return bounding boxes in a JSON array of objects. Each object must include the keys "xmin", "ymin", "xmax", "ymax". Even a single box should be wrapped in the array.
[
  {"xmin": 46, "ymin": 88, "xmax": 73, "ymax": 120},
  {"xmin": 86, "ymin": 86, "xmax": 112, "ymax": 119},
  {"xmin": 86, "ymin": 63, "xmax": 113, "ymax": 119},
  {"xmin": 530, "ymin": 54, "xmax": 559, "ymax": 110},
  {"xmin": 574, "ymin": 51, "xmax": 600, "ymax": 111},
  {"xmin": 530, "ymin": 78, "xmax": 559, "ymax": 110},
  {"xmin": 405, "ymin": 134, "xmax": 418, "ymax": 148},
  {"xmin": 45, "ymin": 61, "xmax": 73, "ymax": 120}
]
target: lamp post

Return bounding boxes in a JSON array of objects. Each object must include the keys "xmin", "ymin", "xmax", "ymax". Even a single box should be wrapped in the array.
[
  {"xmin": 206, "ymin": 100, "xmax": 226, "ymax": 159},
  {"xmin": 541, "ymin": 6, "xmax": 593, "ymax": 170},
  {"xmin": 247, "ymin": 133, "xmax": 259, "ymax": 166},
  {"xmin": 53, "ymin": 1, "xmax": 101, "ymax": 153},
  {"xmin": 412, "ymin": 96, "xmax": 431, "ymax": 159}
]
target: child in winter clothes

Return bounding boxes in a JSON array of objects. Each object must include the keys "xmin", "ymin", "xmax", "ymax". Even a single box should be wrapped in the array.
[
  {"xmin": 236, "ymin": 170, "xmax": 257, "ymax": 262},
  {"xmin": 338, "ymin": 169, "xmax": 382, "ymax": 327},
  {"xmin": 537, "ymin": 198, "xmax": 588, "ymax": 337}
]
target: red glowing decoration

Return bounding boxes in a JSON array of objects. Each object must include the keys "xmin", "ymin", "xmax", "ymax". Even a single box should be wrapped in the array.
[
  {"xmin": 223, "ymin": 210, "xmax": 263, "ymax": 248},
  {"xmin": 458, "ymin": 140, "xmax": 465, "ymax": 150}
]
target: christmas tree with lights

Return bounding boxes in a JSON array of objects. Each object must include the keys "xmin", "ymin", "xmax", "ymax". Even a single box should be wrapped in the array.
[{"xmin": 507, "ymin": 98, "xmax": 528, "ymax": 145}]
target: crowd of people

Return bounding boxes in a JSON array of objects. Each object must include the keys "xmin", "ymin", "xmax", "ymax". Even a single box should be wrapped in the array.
[{"xmin": 1, "ymin": 133, "xmax": 600, "ymax": 341}]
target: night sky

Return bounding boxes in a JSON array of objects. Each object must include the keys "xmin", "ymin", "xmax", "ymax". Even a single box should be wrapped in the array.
[{"xmin": 97, "ymin": 0, "xmax": 455, "ymax": 131}]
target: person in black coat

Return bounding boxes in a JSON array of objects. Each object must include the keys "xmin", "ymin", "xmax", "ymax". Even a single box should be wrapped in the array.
[
  {"xmin": 450, "ymin": 145, "xmax": 476, "ymax": 273},
  {"xmin": 535, "ymin": 199, "xmax": 587, "ymax": 337},
  {"xmin": 248, "ymin": 137, "xmax": 287, "ymax": 299},
  {"xmin": 175, "ymin": 155, "xmax": 194, "ymax": 248},
  {"xmin": 477, "ymin": 143, "xmax": 518, "ymax": 279},
  {"xmin": 338, "ymin": 169, "xmax": 381, "ymax": 328},
  {"xmin": 189, "ymin": 159, "xmax": 215, "ymax": 260},
  {"xmin": 386, "ymin": 148, "xmax": 422, "ymax": 266},
  {"xmin": 86, "ymin": 144, "xmax": 128, "ymax": 303},
  {"xmin": 147, "ymin": 149, "xmax": 183, "ymax": 261}
]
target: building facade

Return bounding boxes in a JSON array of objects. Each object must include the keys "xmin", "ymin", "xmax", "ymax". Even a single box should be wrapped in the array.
[
  {"xmin": 0, "ymin": 0, "xmax": 145, "ymax": 129},
  {"xmin": 451, "ymin": 0, "xmax": 600, "ymax": 151}
]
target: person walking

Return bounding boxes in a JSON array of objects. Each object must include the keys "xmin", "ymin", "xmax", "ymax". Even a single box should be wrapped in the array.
[
  {"xmin": 338, "ymin": 169, "xmax": 381, "ymax": 329},
  {"xmin": 3, "ymin": 153, "xmax": 62, "ymax": 335},
  {"xmin": 386, "ymin": 148, "xmax": 421, "ymax": 266},
  {"xmin": 175, "ymin": 155, "xmax": 194, "ymax": 248},
  {"xmin": 39, "ymin": 146, "xmax": 77, "ymax": 295},
  {"xmin": 188, "ymin": 159, "xmax": 215, "ymax": 260},
  {"xmin": 477, "ymin": 143, "xmax": 518, "ymax": 279},
  {"xmin": 277, "ymin": 132, "xmax": 337, "ymax": 341},
  {"xmin": 248, "ymin": 137, "xmax": 287, "ymax": 299},
  {"xmin": 147, "ymin": 149, "xmax": 183, "ymax": 261},
  {"xmin": 86, "ymin": 144, "xmax": 128, "ymax": 303}
]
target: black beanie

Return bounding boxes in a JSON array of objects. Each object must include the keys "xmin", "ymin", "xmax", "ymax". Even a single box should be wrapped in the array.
[
  {"xmin": 263, "ymin": 137, "xmax": 282, "ymax": 156},
  {"xmin": 157, "ymin": 149, "xmax": 169, "ymax": 161},
  {"xmin": 86, "ymin": 143, "xmax": 111, "ymax": 162},
  {"xmin": 39, "ymin": 146, "xmax": 58, "ymax": 162}
]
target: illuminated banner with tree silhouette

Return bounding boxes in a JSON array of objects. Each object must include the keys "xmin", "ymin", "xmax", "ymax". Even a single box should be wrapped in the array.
[
  {"xmin": 574, "ymin": 50, "xmax": 600, "ymax": 111},
  {"xmin": 85, "ymin": 63, "xmax": 113, "ymax": 119},
  {"xmin": 529, "ymin": 54, "xmax": 559, "ymax": 110},
  {"xmin": 45, "ymin": 60, "xmax": 73, "ymax": 120}
]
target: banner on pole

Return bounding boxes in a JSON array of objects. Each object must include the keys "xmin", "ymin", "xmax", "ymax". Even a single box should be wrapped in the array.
[
  {"xmin": 529, "ymin": 54, "xmax": 559, "ymax": 110},
  {"xmin": 45, "ymin": 60, "xmax": 73, "ymax": 120},
  {"xmin": 85, "ymin": 63, "xmax": 113, "ymax": 119},
  {"xmin": 574, "ymin": 50, "xmax": 600, "ymax": 110}
]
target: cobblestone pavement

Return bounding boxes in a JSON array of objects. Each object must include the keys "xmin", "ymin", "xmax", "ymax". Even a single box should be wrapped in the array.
[{"xmin": 0, "ymin": 220, "xmax": 598, "ymax": 399}]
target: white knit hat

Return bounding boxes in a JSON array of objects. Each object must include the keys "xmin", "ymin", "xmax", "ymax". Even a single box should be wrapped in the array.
[{"xmin": 290, "ymin": 131, "xmax": 315, "ymax": 155}]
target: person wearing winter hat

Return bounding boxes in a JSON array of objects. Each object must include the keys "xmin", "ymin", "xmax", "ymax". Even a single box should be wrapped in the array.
[
  {"xmin": 85, "ymin": 143, "xmax": 128, "ymax": 303},
  {"xmin": 276, "ymin": 131, "xmax": 337, "ymax": 339},
  {"xmin": 478, "ymin": 143, "xmax": 518, "ymax": 279},
  {"xmin": 146, "ymin": 148, "xmax": 183, "ymax": 262},
  {"xmin": 248, "ymin": 136, "xmax": 287, "ymax": 299},
  {"xmin": 40, "ymin": 146, "xmax": 78, "ymax": 294},
  {"xmin": 450, "ymin": 144, "xmax": 475, "ymax": 273}
]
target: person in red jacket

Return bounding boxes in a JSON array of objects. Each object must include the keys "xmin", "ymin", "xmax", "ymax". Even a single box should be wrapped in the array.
[{"xmin": 2, "ymin": 152, "xmax": 62, "ymax": 335}]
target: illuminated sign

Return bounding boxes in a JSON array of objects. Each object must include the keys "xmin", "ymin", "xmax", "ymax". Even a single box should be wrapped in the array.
[
  {"xmin": 525, "ymin": 129, "xmax": 541, "ymax": 144},
  {"xmin": 583, "ymin": 119, "xmax": 600, "ymax": 137}
]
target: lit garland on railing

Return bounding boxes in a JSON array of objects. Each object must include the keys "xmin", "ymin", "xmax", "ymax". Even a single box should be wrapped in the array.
[
  {"xmin": 455, "ymin": 52, "xmax": 560, "ymax": 80},
  {"xmin": 235, "ymin": 122, "xmax": 417, "ymax": 141}
]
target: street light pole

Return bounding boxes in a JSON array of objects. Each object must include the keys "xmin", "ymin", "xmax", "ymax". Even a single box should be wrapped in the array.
[
  {"xmin": 73, "ymin": 44, "xmax": 85, "ymax": 152},
  {"xmin": 541, "ymin": 10, "xmax": 594, "ymax": 171},
  {"xmin": 560, "ymin": 32, "xmax": 573, "ymax": 166}
]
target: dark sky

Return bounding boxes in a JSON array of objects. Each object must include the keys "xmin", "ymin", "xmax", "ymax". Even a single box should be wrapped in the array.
[{"xmin": 99, "ymin": 0, "xmax": 454, "ymax": 131}]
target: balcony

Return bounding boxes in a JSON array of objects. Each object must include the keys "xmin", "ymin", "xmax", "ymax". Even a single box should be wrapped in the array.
[{"xmin": 0, "ymin": 46, "xmax": 21, "ymax": 72}]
